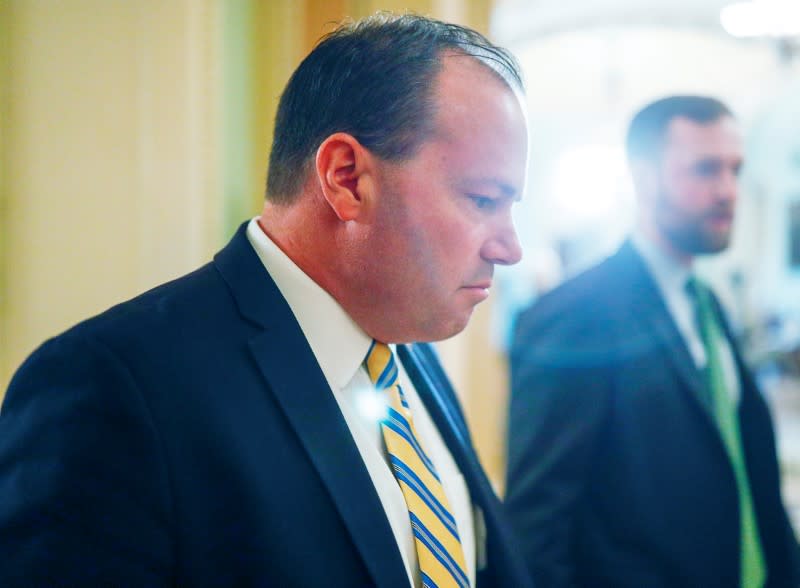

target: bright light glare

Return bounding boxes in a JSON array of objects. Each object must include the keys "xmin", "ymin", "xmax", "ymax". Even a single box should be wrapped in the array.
[
  {"xmin": 549, "ymin": 144, "xmax": 632, "ymax": 233},
  {"xmin": 354, "ymin": 386, "xmax": 387, "ymax": 423},
  {"xmin": 721, "ymin": 1, "xmax": 800, "ymax": 37}
]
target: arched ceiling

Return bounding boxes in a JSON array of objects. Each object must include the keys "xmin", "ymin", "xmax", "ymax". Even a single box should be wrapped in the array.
[{"xmin": 491, "ymin": 0, "xmax": 740, "ymax": 44}]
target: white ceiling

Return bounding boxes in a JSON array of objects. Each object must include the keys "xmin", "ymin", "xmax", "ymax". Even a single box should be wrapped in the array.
[{"xmin": 491, "ymin": 0, "xmax": 740, "ymax": 44}]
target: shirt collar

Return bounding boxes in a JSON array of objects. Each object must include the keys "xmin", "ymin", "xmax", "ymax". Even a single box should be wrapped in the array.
[
  {"xmin": 246, "ymin": 217, "xmax": 373, "ymax": 390},
  {"xmin": 631, "ymin": 230, "xmax": 693, "ymax": 299}
]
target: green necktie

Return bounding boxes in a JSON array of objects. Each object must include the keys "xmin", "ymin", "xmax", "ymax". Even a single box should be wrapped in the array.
[{"xmin": 686, "ymin": 276, "xmax": 766, "ymax": 588}]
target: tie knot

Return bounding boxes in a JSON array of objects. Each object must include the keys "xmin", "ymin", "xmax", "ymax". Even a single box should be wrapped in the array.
[
  {"xmin": 685, "ymin": 275, "xmax": 700, "ymax": 296},
  {"xmin": 685, "ymin": 275, "xmax": 707, "ymax": 305},
  {"xmin": 365, "ymin": 340, "xmax": 399, "ymax": 390},
  {"xmin": 685, "ymin": 275, "xmax": 721, "ymax": 342}
]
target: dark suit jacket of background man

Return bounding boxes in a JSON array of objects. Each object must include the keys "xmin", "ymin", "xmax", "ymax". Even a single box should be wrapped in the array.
[
  {"xmin": 0, "ymin": 223, "xmax": 532, "ymax": 588},
  {"xmin": 505, "ymin": 240, "xmax": 800, "ymax": 588}
]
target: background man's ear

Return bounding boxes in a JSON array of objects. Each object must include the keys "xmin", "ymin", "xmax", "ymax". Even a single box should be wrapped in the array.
[{"xmin": 315, "ymin": 133, "xmax": 376, "ymax": 221}]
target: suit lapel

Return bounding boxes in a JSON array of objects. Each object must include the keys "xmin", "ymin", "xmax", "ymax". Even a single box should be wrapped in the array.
[
  {"xmin": 398, "ymin": 345, "xmax": 477, "ymax": 482},
  {"xmin": 614, "ymin": 242, "xmax": 716, "ymax": 423},
  {"xmin": 399, "ymin": 344, "xmax": 533, "ymax": 587},
  {"xmin": 398, "ymin": 346, "xmax": 495, "ymax": 555},
  {"xmin": 215, "ymin": 225, "xmax": 408, "ymax": 588},
  {"xmin": 398, "ymin": 344, "xmax": 471, "ymax": 449},
  {"xmin": 709, "ymin": 293, "xmax": 761, "ymax": 408},
  {"xmin": 250, "ymin": 334, "xmax": 408, "ymax": 588}
]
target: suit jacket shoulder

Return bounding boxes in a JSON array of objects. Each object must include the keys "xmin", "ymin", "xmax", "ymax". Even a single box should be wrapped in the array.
[
  {"xmin": 1, "ymin": 224, "xmax": 535, "ymax": 588},
  {"xmin": 513, "ymin": 243, "xmax": 651, "ymax": 373}
]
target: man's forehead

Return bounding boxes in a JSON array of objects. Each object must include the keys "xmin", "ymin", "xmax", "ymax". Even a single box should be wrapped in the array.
[
  {"xmin": 428, "ymin": 57, "xmax": 526, "ymax": 134},
  {"xmin": 665, "ymin": 115, "xmax": 740, "ymax": 144},
  {"xmin": 438, "ymin": 49, "xmax": 524, "ymax": 97},
  {"xmin": 434, "ymin": 54, "xmax": 513, "ymax": 97},
  {"xmin": 663, "ymin": 115, "xmax": 742, "ymax": 158}
]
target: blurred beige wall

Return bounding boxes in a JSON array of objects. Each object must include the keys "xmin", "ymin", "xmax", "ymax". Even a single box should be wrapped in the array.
[
  {"xmin": 1, "ymin": 0, "xmax": 511, "ymax": 488},
  {"xmin": 1, "ymin": 0, "xmax": 222, "ymax": 381}
]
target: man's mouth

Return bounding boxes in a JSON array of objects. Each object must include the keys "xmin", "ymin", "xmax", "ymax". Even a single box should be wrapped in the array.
[{"xmin": 463, "ymin": 279, "xmax": 492, "ymax": 291}]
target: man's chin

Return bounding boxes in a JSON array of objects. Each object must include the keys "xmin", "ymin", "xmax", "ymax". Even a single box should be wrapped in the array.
[
  {"xmin": 417, "ymin": 313, "xmax": 473, "ymax": 343},
  {"xmin": 698, "ymin": 232, "xmax": 732, "ymax": 255},
  {"xmin": 672, "ymin": 230, "xmax": 732, "ymax": 257}
]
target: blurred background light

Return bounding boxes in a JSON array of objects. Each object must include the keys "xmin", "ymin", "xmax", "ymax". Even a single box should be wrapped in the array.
[
  {"xmin": 549, "ymin": 144, "xmax": 633, "ymax": 234},
  {"xmin": 721, "ymin": 0, "xmax": 800, "ymax": 38}
]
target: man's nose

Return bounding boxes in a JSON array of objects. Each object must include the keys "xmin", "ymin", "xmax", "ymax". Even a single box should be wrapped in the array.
[
  {"xmin": 483, "ymin": 218, "xmax": 523, "ymax": 266},
  {"xmin": 717, "ymin": 166, "xmax": 739, "ymax": 203}
]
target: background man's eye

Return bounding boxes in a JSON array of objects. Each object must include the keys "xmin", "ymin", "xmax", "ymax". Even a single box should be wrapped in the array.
[
  {"xmin": 695, "ymin": 161, "xmax": 721, "ymax": 177},
  {"xmin": 470, "ymin": 195, "xmax": 495, "ymax": 209}
]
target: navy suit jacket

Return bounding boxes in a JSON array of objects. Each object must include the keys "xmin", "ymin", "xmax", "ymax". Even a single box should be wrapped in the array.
[
  {"xmin": 505, "ymin": 240, "xmax": 800, "ymax": 588},
  {"xmin": 0, "ymin": 224, "xmax": 531, "ymax": 588}
]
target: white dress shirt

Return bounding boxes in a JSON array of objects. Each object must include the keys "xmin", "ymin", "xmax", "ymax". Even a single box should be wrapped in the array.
[
  {"xmin": 631, "ymin": 233, "xmax": 740, "ymax": 403},
  {"xmin": 246, "ymin": 218, "xmax": 475, "ymax": 588}
]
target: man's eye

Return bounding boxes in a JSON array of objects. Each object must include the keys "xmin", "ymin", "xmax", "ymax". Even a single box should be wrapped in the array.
[
  {"xmin": 694, "ymin": 161, "xmax": 721, "ymax": 178},
  {"xmin": 469, "ymin": 195, "xmax": 496, "ymax": 210}
]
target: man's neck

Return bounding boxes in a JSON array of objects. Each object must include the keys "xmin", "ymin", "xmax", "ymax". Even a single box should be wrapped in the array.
[
  {"xmin": 258, "ymin": 201, "xmax": 341, "ymax": 301},
  {"xmin": 636, "ymin": 221, "xmax": 693, "ymax": 269}
]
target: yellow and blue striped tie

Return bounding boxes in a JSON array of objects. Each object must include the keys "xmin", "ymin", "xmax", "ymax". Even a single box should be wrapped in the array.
[{"xmin": 365, "ymin": 341, "xmax": 470, "ymax": 588}]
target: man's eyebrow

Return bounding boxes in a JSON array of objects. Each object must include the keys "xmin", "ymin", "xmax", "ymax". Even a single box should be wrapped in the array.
[{"xmin": 468, "ymin": 178, "xmax": 520, "ymax": 199}]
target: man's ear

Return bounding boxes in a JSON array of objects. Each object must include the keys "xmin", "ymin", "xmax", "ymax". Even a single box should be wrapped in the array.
[{"xmin": 315, "ymin": 133, "xmax": 376, "ymax": 221}]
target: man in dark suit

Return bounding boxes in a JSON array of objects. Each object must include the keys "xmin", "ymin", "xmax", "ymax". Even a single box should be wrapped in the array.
[
  {"xmin": 505, "ymin": 95, "xmax": 800, "ymax": 588},
  {"xmin": 0, "ymin": 14, "xmax": 533, "ymax": 587}
]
